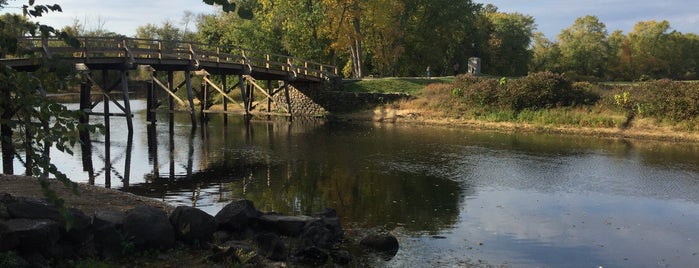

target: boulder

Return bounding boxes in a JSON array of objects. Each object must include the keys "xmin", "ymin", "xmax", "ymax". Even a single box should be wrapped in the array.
[
  {"xmin": 214, "ymin": 199, "xmax": 261, "ymax": 232},
  {"xmin": 93, "ymin": 222, "xmax": 123, "ymax": 260},
  {"xmin": 253, "ymin": 232, "xmax": 287, "ymax": 261},
  {"xmin": 330, "ymin": 249, "xmax": 352, "ymax": 265},
  {"xmin": 360, "ymin": 234, "xmax": 399, "ymax": 256},
  {"xmin": 63, "ymin": 208, "xmax": 92, "ymax": 244},
  {"xmin": 292, "ymin": 246, "xmax": 329, "ymax": 266},
  {"xmin": 318, "ymin": 208, "xmax": 344, "ymax": 242},
  {"xmin": 122, "ymin": 206, "xmax": 175, "ymax": 250},
  {"xmin": 300, "ymin": 208, "xmax": 344, "ymax": 248},
  {"xmin": 257, "ymin": 214, "xmax": 315, "ymax": 237},
  {"xmin": 92, "ymin": 209, "xmax": 126, "ymax": 259},
  {"xmin": 169, "ymin": 206, "xmax": 216, "ymax": 247},
  {"xmin": 5, "ymin": 198, "xmax": 62, "ymax": 222},
  {"xmin": 0, "ymin": 220, "xmax": 20, "ymax": 251},
  {"xmin": 93, "ymin": 210, "xmax": 125, "ymax": 229},
  {"xmin": 1, "ymin": 218, "xmax": 60, "ymax": 253}
]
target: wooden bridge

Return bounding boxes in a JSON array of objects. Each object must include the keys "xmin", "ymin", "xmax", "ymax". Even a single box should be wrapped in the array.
[{"xmin": 1, "ymin": 36, "xmax": 338, "ymax": 132}]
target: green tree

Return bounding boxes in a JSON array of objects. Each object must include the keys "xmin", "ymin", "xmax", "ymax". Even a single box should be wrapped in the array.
[
  {"xmin": 482, "ymin": 9, "xmax": 535, "ymax": 76},
  {"xmin": 1, "ymin": 1, "xmax": 95, "ymax": 227},
  {"xmin": 529, "ymin": 32, "xmax": 561, "ymax": 73},
  {"xmin": 557, "ymin": 15, "xmax": 609, "ymax": 79},
  {"xmin": 398, "ymin": 0, "xmax": 482, "ymax": 76},
  {"xmin": 626, "ymin": 20, "xmax": 672, "ymax": 79}
]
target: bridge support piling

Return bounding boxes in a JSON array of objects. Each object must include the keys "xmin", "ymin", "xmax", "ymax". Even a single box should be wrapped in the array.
[
  {"xmin": 266, "ymin": 80, "xmax": 272, "ymax": 113},
  {"xmin": 120, "ymin": 69, "xmax": 134, "ymax": 133},
  {"xmin": 79, "ymin": 81, "xmax": 91, "ymax": 124},
  {"xmin": 167, "ymin": 71, "xmax": 175, "ymax": 114},
  {"xmin": 146, "ymin": 72, "xmax": 156, "ymax": 124},
  {"xmin": 283, "ymin": 80, "xmax": 293, "ymax": 119},
  {"xmin": 102, "ymin": 69, "xmax": 111, "ymax": 188},
  {"xmin": 201, "ymin": 79, "xmax": 208, "ymax": 121},
  {"xmin": 239, "ymin": 75, "xmax": 250, "ymax": 119},
  {"xmin": 185, "ymin": 70, "xmax": 197, "ymax": 126},
  {"xmin": 222, "ymin": 75, "xmax": 229, "ymax": 114}
]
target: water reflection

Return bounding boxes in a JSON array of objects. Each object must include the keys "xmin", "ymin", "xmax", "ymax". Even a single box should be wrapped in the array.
[{"xmin": 29, "ymin": 99, "xmax": 699, "ymax": 267}]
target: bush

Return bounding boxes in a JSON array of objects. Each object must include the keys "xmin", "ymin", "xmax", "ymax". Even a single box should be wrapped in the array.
[
  {"xmin": 635, "ymin": 80, "xmax": 699, "ymax": 121},
  {"xmin": 502, "ymin": 71, "xmax": 599, "ymax": 112}
]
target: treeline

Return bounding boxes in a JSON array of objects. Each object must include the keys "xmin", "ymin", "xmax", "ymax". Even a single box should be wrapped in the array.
[
  {"xmin": 194, "ymin": 1, "xmax": 699, "ymax": 81},
  {"xmin": 5, "ymin": 0, "xmax": 699, "ymax": 81}
]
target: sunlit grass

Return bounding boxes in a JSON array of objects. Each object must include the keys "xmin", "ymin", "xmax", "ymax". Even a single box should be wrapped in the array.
[{"xmin": 342, "ymin": 77, "xmax": 454, "ymax": 95}]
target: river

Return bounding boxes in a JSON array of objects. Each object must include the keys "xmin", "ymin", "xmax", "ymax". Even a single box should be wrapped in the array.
[{"xmin": 10, "ymin": 99, "xmax": 699, "ymax": 267}]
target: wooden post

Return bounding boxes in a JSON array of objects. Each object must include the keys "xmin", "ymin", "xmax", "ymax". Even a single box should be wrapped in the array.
[
  {"xmin": 266, "ymin": 80, "xmax": 272, "ymax": 113},
  {"xmin": 167, "ymin": 71, "xmax": 175, "ymax": 113},
  {"xmin": 146, "ymin": 70, "xmax": 156, "ymax": 123},
  {"xmin": 185, "ymin": 70, "xmax": 197, "ymax": 126},
  {"xmin": 120, "ymin": 70, "xmax": 134, "ymax": 133},
  {"xmin": 102, "ymin": 69, "xmax": 111, "ymax": 188},
  {"xmin": 222, "ymin": 75, "xmax": 228, "ymax": 113},
  {"xmin": 79, "ymin": 81, "xmax": 91, "ymax": 124},
  {"xmin": 239, "ymin": 75, "xmax": 249, "ymax": 116},
  {"xmin": 283, "ymin": 80, "xmax": 292, "ymax": 117}
]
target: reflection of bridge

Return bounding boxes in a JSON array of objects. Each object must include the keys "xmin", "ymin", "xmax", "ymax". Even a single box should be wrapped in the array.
[{"xmin": 2, "ymin": 37, "xmax": 338, "ymax": 132}]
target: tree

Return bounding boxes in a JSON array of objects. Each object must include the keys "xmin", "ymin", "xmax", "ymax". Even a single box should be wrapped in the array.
[
  {"xmin": 398, "ymin": 0, "xmax": 482, "ymax": 76},
  {"xmin": 557, "ymin": 15, "xmax": 609, "ymax": 79},
  {"xmin": 529, "ymin": 32, "xmax": 561, "ymax": 73},
  {"xmin": 482, "ymin": 10, "xmax": 535, "ymax": 76},
  {"xmin": 1, "ymin": 1, "xmax": 94, "ymax": 226},
  {"xmin": 626, "ymin": 20, "xmax": 670, "ymax": 79}
]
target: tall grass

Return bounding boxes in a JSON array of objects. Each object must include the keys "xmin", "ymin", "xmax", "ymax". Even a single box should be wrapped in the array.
[{"xmin": 395, "ymin": 72, "xmax": 699, "ymax": 131}]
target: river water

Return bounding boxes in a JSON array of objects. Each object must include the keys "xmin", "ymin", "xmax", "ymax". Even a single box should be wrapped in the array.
[{"xmin": 9, "ymin": 99, "xmax": 699, "ymax": 267}]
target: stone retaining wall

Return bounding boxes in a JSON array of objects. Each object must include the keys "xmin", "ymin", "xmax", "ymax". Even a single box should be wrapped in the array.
[{"xmin": 271, "ymin": 81, "xmax": 412, "ymax": 116}]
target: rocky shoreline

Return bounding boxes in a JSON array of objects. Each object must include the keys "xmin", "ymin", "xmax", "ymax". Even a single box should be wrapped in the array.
[{"xmin": 0, "ymin": 187, "xmax": 399, "ymax": 267}]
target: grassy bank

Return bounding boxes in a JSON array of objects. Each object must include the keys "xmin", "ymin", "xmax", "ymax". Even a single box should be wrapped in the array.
[{"xmin": 342, "ymin": 74, "xmax": 699, "ymax": 142}]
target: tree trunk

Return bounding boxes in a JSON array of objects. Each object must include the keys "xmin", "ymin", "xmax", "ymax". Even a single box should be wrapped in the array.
[{"xmin": 351, "ymin": 16, "xmax": 363, "ymax": 78}]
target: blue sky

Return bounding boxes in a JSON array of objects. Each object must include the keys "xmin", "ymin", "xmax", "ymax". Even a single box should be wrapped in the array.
[
  {"xmin": 485, "ymin": 0, "xmax": 699, "ymax": 38},
  {"xmin": 2, "ymin": 0, "xmax": 698, "ymax": 39}
]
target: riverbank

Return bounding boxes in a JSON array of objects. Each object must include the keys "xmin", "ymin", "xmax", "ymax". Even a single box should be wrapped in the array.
[{"xmin": 336, "ymin": 106, "xmax": 699, "ymax": 143}]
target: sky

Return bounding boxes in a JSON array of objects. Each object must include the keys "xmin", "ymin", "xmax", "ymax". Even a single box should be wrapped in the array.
[
  {"xmin": 485, "ymin": 0, "xmax": 699, "ymax": 38},
  {"xmin": 2, "ymin": 0, "xmax": 699, "ymax": 39}
]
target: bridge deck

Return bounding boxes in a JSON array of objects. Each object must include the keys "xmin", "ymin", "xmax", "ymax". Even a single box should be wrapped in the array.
[{"xmin": 1, "ymin": 37, "xmax": 336, "ymax": 82}]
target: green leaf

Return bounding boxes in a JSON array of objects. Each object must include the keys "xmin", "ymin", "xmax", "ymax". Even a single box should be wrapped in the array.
[{"xmin": 29, "ymin": 0, "xmax": 35, "ymax": 5}]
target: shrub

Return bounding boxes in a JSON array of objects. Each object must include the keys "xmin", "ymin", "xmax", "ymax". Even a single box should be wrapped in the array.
[{"xmin": 502, "ymin": 71, "xmax": 572, "ymax": 112}]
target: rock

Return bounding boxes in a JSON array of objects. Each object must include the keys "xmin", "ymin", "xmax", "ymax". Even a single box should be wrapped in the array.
[
  {"xmin": 93, "ymin": 210, "xmax": 125, "ymax": 228},
  {"xmin": 63, "ymin": 208, "xmax": 92, "ymax": 245},
  {"xmin": 257, "ymin": 214, "xmax": 315, "ymax": 237},
  {"xmin": 122, "ymin": 206, "xmax": 175, "ymax": 250},
  {"xmin": 1, "ymin": 218, "xmax": 60, "ymax": 254},
  {"xmin": 319, "ymin": 209, "xmax": 343, "ymax": 238},
  {"xmin": 300, "ymin": 219, "xmax": 335, "ymax": 248},
  {"xmin": 93, "ymin": 223, "xmax": 123, "ymax": 260},
  {"xmin": 360, "ymin": 234, "xmax": 399, "ymax": 255},
  {"xmin": 214, "ymin": 199, "xmax": 261, "ymax": 233},
  {"xmin": 292, "ymin": 246, "xmax": 329, "ymax": 266},
  {"xmin": 212, "ymin": 230, "xmax": 232, "ymax": 244},
  {"xmin": 92, "ymin": 209, "xmax": 126, "ymax": 260},
  {"xmin": 169, "ymin": 206, "xmax": 216, "ymax": 247},
  {"xmin": 0, "ymin": 220, "xmax": 20, "ymax": 251},
  {"xmin": 330, "ymin": 249, "xmax": 352, "ymax": 265},
  {"xmin": 299, "ymin": 210, "xmax": 344, "ymax": 248},
  {"xmin": 253, "ymin": 232, "xmax": 287, "ymax": 261},
  {"xmin": 5, "ymin": 199, "xmax": 62, "ymax": 222}
]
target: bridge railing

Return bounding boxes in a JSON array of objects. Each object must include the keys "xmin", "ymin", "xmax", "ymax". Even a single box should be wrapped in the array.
[{"xmin": 10, "ymin": 36, "xmax": 338, "ymax": 80}]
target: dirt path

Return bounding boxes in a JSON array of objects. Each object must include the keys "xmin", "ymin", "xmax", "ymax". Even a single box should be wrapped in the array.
[{"xmin": 0, "ymin": 174, "xmax": 173, "ymax": 215}]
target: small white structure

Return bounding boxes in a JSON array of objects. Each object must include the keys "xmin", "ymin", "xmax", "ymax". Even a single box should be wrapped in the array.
[{"xmin": 468, "ymin": 57, "xmax": 481, "ymax": 75}]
